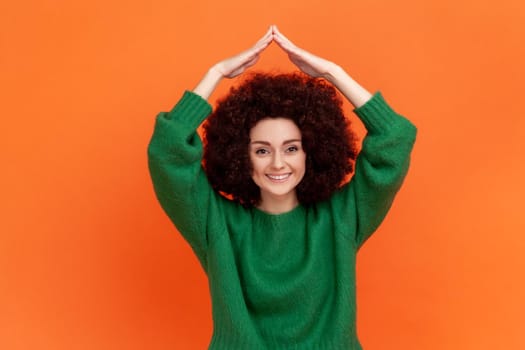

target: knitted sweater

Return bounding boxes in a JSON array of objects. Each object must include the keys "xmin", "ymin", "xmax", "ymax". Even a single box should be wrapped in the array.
[{"xmin": 147, "ymin": 90, "xmax": 417, "ymax": 349}]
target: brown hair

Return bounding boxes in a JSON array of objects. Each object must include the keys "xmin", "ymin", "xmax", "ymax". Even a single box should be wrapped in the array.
[{"xmin": 203, "ymin": 72, "xmax": 358, "ymax": 207}]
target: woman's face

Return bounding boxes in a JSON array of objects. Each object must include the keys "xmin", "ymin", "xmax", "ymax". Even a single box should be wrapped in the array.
[{"xmin": 249, "ymin": 117, "xmax": 306, "ymax": 209}]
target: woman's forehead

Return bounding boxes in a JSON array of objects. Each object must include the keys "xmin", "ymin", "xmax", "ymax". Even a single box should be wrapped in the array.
[{"xmin": 249, "ymin": 118, "xmax": 302, "ymax": 142}]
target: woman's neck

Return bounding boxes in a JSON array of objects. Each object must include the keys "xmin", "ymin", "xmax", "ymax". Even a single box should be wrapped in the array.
[{"xmin": 257, "ymin": 192, "xmax": 299, "ymax": 214}]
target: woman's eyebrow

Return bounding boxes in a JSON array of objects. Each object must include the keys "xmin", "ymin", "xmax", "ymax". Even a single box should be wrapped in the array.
[{"xmin": 250, "ymin": 139, "xmax": 302, "ymax": 145}]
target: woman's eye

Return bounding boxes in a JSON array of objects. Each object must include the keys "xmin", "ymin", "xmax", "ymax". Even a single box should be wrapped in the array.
[
  {"xmin": 255, "ymin": 149, "xmax": 269, "ymax": 155},
  {"xmin": 286, "ymin": 145, "xmax": 299, "ymax": 153}
]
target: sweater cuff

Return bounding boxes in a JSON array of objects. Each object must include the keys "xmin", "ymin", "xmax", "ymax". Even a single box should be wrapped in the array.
[
  {"xmin": 167, "ymin": 90, "xmax": 213, "ymax": 129},
  {"xmin": 353, "ymin": 92, "xmax": 398, "ymax": 134}
]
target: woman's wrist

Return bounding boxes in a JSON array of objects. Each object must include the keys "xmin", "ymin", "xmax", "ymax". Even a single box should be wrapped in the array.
[
  {"xmin": 324, "ymin": 64, "xmax": 372, "ymax": 109},
  {"xmin": 322, "ymin": 62, "xmax": 343, "ymax": 83}
]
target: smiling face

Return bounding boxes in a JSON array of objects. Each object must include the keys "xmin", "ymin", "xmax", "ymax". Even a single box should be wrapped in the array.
[{"xmin": 249, "ymin": 117, "xmax": 306, "ymax": 213}]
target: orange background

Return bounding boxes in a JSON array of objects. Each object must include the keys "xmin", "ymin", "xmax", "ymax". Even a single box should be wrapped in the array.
[{"xmin": 1, "ymin": 0, "xmax": 524, "ymax": 349}]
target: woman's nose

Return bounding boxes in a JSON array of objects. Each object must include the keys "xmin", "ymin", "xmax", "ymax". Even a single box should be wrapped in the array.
[{"xmin": 271, "ymin": 152, "xmax": 285, "ymax": 169}]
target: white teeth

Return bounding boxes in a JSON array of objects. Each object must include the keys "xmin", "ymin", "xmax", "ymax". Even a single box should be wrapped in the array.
[{"xmin": 267, "ymin": 174, "xmax": 290, "ymax": 180}]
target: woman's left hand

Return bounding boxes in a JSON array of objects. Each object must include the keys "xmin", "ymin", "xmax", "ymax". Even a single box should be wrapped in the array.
[
  {"xmin": 272, "ymin": 25, "xmax": 336, "ymax": 79},
  {"xmin": 272, "ymin": 25, "xmax": 372, "ymax": 108}
]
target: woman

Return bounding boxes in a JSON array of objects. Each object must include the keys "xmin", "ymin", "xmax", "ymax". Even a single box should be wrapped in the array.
[{"xmin": 148, "ymin": 25, "xmax": 417, "ymax": 350}]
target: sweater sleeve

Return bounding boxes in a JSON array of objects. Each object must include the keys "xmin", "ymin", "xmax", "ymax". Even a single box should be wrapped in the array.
[
  {"xmin": 147, "ymin": 90, "xmax": 215, "ymax": 268},
  {"xmin": 336, "ymin": 92, "xmax": 417, "ymax": 249}
]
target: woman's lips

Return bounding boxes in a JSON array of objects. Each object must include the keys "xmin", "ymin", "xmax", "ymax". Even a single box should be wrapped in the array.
[{"xmin": 266, "ymin": 173, "xmax": 291, "ymax": 182}]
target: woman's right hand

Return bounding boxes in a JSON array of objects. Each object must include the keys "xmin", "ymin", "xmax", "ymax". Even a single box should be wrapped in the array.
[
  {"xmin": 193, "ymin": 26, "xmax": 273, "ymax": 99},
  {"xmin": 213, "ymin": 26, "xmax": 274, "ymax": 78}
]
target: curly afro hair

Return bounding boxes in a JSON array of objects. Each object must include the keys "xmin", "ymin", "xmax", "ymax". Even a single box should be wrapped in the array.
[{"xmin": 202, "ymin": 72, "xmax": 358, "ymax": 207}]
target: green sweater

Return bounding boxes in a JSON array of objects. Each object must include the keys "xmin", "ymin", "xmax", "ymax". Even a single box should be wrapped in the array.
[{"xmin": 147, "ymin": 90, "xmax": 417, "ymax": 349}]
